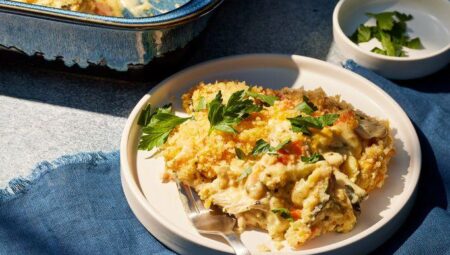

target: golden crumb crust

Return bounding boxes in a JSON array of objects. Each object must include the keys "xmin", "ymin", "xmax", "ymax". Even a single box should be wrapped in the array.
[{"xmin": 12, "ymin": 0, "xmax": 122, "ymax": 16}]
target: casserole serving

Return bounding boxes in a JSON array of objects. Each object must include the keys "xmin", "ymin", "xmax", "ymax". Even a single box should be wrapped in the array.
[{"xmin": 0, "ymin": 0, "xmax": 223, "ymax": 71}]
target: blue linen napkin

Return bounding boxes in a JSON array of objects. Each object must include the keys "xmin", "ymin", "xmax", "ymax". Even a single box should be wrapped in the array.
[
  {"xmin": 0, "ymin": 61, "xmax": 449, "ymax": 255},
  {"xmin": 0, "ymin": 152, "xmax": 174, "ymax": 255}
]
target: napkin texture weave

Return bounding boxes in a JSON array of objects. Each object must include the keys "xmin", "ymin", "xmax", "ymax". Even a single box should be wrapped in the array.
[{"xmin": 0, "ymin": 61, "xmax": 449, "ymax": 254}]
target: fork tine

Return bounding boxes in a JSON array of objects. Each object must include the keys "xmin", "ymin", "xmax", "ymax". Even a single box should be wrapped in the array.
[
  {"xmin": 190, "ymin": 187, "xmax": 210, "ymax": 213},
  {"xmin": 175, "ymin": 179, "xmax": 199, "ymax": 217}
]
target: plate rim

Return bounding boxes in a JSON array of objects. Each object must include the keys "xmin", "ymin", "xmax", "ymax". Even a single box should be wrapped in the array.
[{"xmin": 120, "ymin": 54, "xmax": 422, "ymax": 254}]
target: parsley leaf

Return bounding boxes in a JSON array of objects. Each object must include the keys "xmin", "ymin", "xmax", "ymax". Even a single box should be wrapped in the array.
[
  {"xmin": 380, "ymin": 30, "xmax": 407, "ymax": 56},
  {"xmin": 138, "ymin": 105, "xmax": 190, "ymax": 151},
  {"xmin": 246, "ymin": 90, "xmax": 279, "ymax": 106},
  {"xmin": 351, "ymin": 25, "xmax": 372, "ymax": 43},
  {"xmin": 237, "ymin": 167, "xmax": 252, "ymax": 182},
  {"xmin": 301, "ymin": 153, "xmax": 325, "ymax": 164},
  {"xmin": 251, "ymin": 139, "xmax": 272, "ymax": 155},
  {"xmin": 272, "ymin": 208, "xmax": 293, "ymax": 221},
  {"xmin": 138, "ymin": 104, "xmax": 172, "ymax": 126},
  {"xmin": 367, "ymin": 12, "xmax": 395, "ymax": 31},
  {"xmin": 251, "ymin": 139, "xmax": 291, "ymax": 156},
  {"xmin": 207, "ymin": 90, "xmax": 262, "ymax": 134},
  {"xmin": 296, "ymin": 96, "xmax": 318, "ymax": 115},
  {"xmin": 288, "ymin": 114, "xmax": 339, "ymax": 135},
  {"xmin": 194, "ymin": 96, "xmax": 207, "ymax": 111},
  {"xmin": 394, "ymin": 11, "xmax": 413, "ymax": 22},
  {"xmin": 138, "ymin": 104, "xmax": 157, "ymax": 126},
  {"xmin": 371, "ymin": 47, "xmax": 387, "ymax": 55},
  {"xmin": 317, "ymin": 113, "xmax": 340, "ymax": 126},
  {"xmin": 235, "ymin": 147, "xmax": 247, "ymax": 160},
  {"xmin": 406, "ymin": 38, "xmax": 423, "ymax": 49}
]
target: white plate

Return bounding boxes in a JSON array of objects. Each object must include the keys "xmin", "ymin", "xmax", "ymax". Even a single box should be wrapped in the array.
[
  {"xmin": 333, "ymin": 0, "xmax": 450, "ymax": 79},
  {"xmin": 120, "ymin": 54, "xmax": 421, "ymax": 255}
]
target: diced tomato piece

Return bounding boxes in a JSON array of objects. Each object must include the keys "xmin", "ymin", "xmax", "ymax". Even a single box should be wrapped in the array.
[
  {"xmin": 290, "ymin": 209, "xmax": 302, "ymax": 221},
  {"xmin": 290, "ymin": 141, "xmax": 303, "ymax": 155},
  {"xmin": 277, "ymin": 154, "xmax": 290, "ymax": 165}
]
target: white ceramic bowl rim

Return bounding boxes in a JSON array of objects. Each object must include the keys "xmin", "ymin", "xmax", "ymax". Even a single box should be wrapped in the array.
[
  {"xmin": 120, "ymin": 54, "xmax": 421, "ymax": 254},
  {"xmin": 333, "ymin": 0, "xmax": 450, "ymax": 61}
]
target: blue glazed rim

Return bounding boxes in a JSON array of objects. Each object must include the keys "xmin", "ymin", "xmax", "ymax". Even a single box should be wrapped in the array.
[{"xmin": 0, "ymin": 0, "xmax": 223, "ymax": 28}]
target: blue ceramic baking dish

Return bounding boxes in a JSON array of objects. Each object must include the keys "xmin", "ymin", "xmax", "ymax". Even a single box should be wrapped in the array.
[{"xmin": 0, "ymin": 0, "xmax": 222, "ymax": 71}]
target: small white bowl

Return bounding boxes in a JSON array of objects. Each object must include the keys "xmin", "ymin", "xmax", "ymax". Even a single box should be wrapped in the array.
[{"xmin": 333, "ymin": 0, "xmax": 450, "ymax": 80}]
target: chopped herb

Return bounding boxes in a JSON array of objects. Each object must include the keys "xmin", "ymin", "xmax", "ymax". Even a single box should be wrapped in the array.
[
  {"xmin": 138, "ymin": 105, "xmax": 190, "ymax": 151},
  {"xmin": 301, "ymin": 153, "xmax": 325, "ymax": 164},
  {"xmin": 351, "ymin": 11, "xmax": 422, "ymax": 57},
  {"xmin": 246, "ymin": 90, "xmax": 279, "ymax": 106},
  {"xmin": 296, "ymin": 96, "xmax": 318, "ymax": 115},
  {"xmin": 251, "ymin": 139, "xmax": 291, "ymax": 156},
  {"xmin": 380, "ymin": 31, "xmax": 397, "ymax": 56},
  {"xmin": 350, "ymin": 25, "xmax": 372, "ymax": 43},
  {"xmin": 237, "ymin": 167, "xmax": 252, "ymax": 182},
  {"xmin": 371, "ymin": 47, "xmax": 387, "ymax": 55},
  {"xmin": 235, "ymin": 147, "xmax": 247, "ymax": 160},
  {"xmin": 251, "ymin": 139, "xmax": 272, "ymax": 155},
  {"xmin": 318, "ymin": 113, "xmax": 340, "ymax": 126},
  {"xmin": 394, "ymin": 11, "xmax": 413, "ymax": 22},
  {"xmin": 207, "ymin": 90, "xmax": 262, "ymax": 134},
  {"xmin": 194, "ymin": 96, "xmax": 207, "ymax": 111},
  {"xmin": 138, "ymin": 104, "xmax": 172, "ymax": 126},
  {"xmin": 405, "ymin": 38, "xmax": 423, "ymax": 49},
  {"xmin": 366, "ymin": 12, "xmax": 395, "ymax": 31},
  {"xmin": 138, "ymin": 104, "xmax": 157, "ymax": 126},
  {"xmin": 288, "ymin": 114, "xmax": 339, "ymax": 135},
  {"xmin": 272, "ymin": 208, "xmax": 293, "ymax": 221}
]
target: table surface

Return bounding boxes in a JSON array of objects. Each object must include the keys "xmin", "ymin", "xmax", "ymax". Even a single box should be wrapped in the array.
[
  {"xmin": 0, "ymin": 0, "xmax": 446, "ymax": 189},
  {"xmin": 0, "ymin": 0, "xmax": 342, "ymax": 187}
]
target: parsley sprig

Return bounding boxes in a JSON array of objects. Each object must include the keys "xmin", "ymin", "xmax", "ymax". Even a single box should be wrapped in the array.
[
  {"xmin": 288, "ymin": 114, "xmax": 339, "ymax": 135},
  {"xmin": 295, "ymin": 96, "xmax": 318, "ymax": 115},
  {"xmin": 251, "ymin": 139, "xmax": 291, "ymax": 156},
  {"xmin": 246, "ymin": 90, "xmax": 279, "ymax": 106},
  {"xmin": 207, "ymin": 90, "xmax": 262, "ymax": 134},
  {"xmin": 138, "ymin": 104, "xmax": 190, "ymax": 151},
  {"xmin": 351, "ymin": 11, "xmax": 423, "ymax": 57}
]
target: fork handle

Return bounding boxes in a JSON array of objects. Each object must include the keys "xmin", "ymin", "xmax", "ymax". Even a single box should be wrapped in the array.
[{"xmin": 221, "ymin": 232, "xmax": 251, "ymax": 255}]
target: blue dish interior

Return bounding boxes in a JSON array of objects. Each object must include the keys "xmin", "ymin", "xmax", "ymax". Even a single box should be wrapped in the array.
[{"xmin": 0, "ymin": 0, "xmax": 216, "ymax": 25}]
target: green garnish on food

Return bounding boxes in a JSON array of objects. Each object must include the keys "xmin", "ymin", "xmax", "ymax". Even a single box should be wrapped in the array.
[
  {"xmin": 288, "ymin": 114, "xmax": 339, "ymax": 135},
  {"xmin": 251, "ymin": 139, "xmax": 291, "ymax": 156},
  {"xmin": 296, "ymin": 96, "xmax": 318, "ymax": 115},
  {"xmin": 235, "ymin": 147, "xmax": 247, "ymax": 160},
  {"xmin": 194, "ymin": 96, "xmax": 207, "ymax": 111},
  {"xmin": 246, "ymin": 90, "xmax": 279, "ymax": 106},
  {"xmin": 138, "ymin": 104, "xmax": 190, "ymax": 151},
  {"xmin": 301, "ymin": 153, "xmax": 325, "ymax": 164},
  {"xmin": 350, "ymin": 11, "xmax": 423, "ymax": 57},
  {"xmin": 207, "ymin": 90, "xmax": 262, "ymax": 134},
  {"xmin": 272, "ymin": 208, "xmax": 294, "ymax": 221},
  {"xmin": 237, "ymin": 167, "xmax": 252, "ymax": 181}
]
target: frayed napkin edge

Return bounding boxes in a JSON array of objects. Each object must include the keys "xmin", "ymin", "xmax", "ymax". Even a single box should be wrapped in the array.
[{"xmin": 0, "ymin": 151, "xmax": 119, "ymax": 204}]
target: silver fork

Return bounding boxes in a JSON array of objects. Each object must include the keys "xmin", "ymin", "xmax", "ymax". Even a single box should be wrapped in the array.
[{"xmin": 176, "ymin": 179, "xmax": 251, "ymax": 255}]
